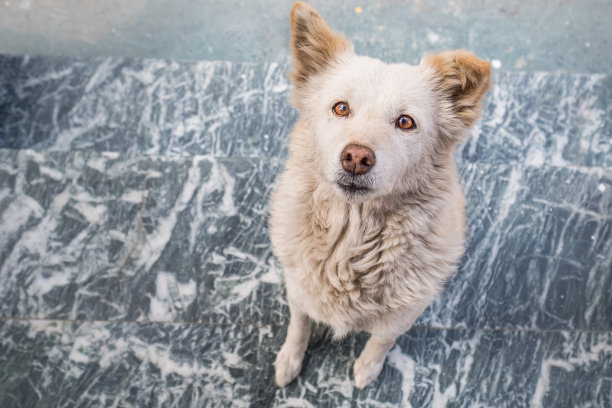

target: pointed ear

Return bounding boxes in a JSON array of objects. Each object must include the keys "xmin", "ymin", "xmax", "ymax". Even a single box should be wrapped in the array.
[
  {"xmin": 290, "ymin": 2, "xmax": 352, "ymax": 88},
  {"xmin": 422, "ymin": 50, "xmax": 492, "ymax": 128}
]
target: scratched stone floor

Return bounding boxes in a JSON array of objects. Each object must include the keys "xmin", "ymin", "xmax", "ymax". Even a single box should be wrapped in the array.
[{"xmin": 0, "ymin": 1, "xmax": 611, "ymax": 407}]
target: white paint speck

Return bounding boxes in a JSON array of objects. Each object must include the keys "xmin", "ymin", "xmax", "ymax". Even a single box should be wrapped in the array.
[
  {"xmin": 263, "ymin": 134, "xmax": 269, "ymax": 140},
  {"xmin": 491, "ymin": 59, "xmax": 502, "ymax": 69},
  {"xmin": 597, "ymin": 183, "xmax": 606, "ymax": 192},
  {"xmin": 426, "ymin": 30, "xmax": 440, "ymax": 44},
  {"xmin": 515, "ymin": 57, "xmax": 527, "ymax": 69},
  {"xmin": 585, "ymin": 42, "xmax": 591, "ymax": 47}
]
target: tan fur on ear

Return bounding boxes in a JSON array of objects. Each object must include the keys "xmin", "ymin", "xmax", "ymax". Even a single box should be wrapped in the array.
[
  {"xmin": 290, "ymin": 2, "xmax": 352, "ymax": 87},
  {"xmin": 423, "ymin": 50, "xmax": 492, "ymax": 128}
]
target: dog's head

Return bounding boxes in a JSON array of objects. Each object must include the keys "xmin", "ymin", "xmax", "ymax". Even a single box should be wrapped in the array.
[{"xmin": 288, "ymin": 2, "xmax": 491, "ymax": 203}]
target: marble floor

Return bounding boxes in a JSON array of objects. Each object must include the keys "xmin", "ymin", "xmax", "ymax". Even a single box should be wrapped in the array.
[{"xmin": 1, "ymin": 1, "xmax": 611, "ymax": 407}]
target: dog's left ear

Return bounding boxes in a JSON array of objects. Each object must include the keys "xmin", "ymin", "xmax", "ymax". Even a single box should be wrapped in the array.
[
  {"xmin": 422, "ymin": 50, "xmax": 492, "ymax": 129},
  {"xmin": 289, "ymin": 2, "xmax": 352, "ymax": 89}
]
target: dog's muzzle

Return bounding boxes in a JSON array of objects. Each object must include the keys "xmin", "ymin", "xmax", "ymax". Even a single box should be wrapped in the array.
[{"xmin": 335, "ymin": 172, "xmax": 373, "ymax": 196}]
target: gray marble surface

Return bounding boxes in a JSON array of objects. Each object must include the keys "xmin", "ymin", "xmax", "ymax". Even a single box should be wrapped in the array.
[
  {"xmin": 1, "ymin": 56, "xmax": 611, "ymax": 167},
  {"xmin": 1, "ymin": 54, "xmax": 611, "ymax": 407},
  {"xmin": 0, "ymin": 149, "xmax": 610, "ymax": 331},
  {"xmin": 1, "ymin": 320, "xmax": 610, "ymax": 407}
]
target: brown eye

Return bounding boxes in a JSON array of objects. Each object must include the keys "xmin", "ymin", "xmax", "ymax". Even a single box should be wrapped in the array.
[
  {"xmin": 332, "ymin": 101, "xmax": 350, "ymax": 117},
  {"xmin": 396, "ymin": 115, "xmax": 416, "ymax": 130}
]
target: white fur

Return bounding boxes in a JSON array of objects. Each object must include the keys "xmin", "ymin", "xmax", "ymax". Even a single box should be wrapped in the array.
[
  {"xmin": 270, "ymin": 1, "xmax": 491, "ymax": 389},
  {"xmin": 299, "ymin": 54, "xmax": 440, "ymax": 203}
]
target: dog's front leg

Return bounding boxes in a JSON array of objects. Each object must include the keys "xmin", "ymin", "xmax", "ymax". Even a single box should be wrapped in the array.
[
  {"xmin": 274, "ymin": 305, "xmax": 311, "ymax": 387},
  {"xmin": 353, "ymin": 334, "xmax": 398, "ymax": 388},
  {"xmin": 354, "ymin": 303, "xmax": 427, "ymax": 388}
]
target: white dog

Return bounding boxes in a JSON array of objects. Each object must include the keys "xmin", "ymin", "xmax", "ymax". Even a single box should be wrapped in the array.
[{"xmin": 269, "ymin": 1, "xmax": 491, "ymax": 388}]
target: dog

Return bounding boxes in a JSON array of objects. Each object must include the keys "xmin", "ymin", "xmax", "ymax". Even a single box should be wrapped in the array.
[{"xmin": 269, "ymin": 1, "xmax": 491, "ymax": 388}]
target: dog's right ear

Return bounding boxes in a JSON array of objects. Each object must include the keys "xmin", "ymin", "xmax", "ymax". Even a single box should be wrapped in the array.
[{"xmin": 290, "ymin": 2, "xmax": 352, "ymax": 88}]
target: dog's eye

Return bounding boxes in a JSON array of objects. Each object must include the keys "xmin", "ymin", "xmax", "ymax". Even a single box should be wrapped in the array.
[
  {"xmin": 396, "ymin": 115, "xmax": 416, "ymax": 130},
  {"xmin": 332, "ymin": 101, "xmax": 350, "ymax": 117}
]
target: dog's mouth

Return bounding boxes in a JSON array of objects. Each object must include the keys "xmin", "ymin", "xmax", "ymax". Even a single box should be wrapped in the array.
[
  {"xmin": 337, "ymin": 182, "xmax": 370, "ymax": 194},
  {"xmin": 335, "ymin": 173, "xmax": 373, "ymax": 197}
]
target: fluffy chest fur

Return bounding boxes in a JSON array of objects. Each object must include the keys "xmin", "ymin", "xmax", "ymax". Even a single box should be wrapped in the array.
[{"xmin": 270, "ymin": 159, "xmax": 466, "ymax": 336}]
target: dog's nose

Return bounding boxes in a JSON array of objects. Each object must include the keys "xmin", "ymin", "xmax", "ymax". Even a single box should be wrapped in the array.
[{"xmin": 340, "ymin": 144, "xmax": 376, "ymax": 175}]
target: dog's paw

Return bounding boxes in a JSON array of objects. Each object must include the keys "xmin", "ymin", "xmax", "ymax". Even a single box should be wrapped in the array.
[
  {"xmin": 274, "ymin": 345, "xmax": 305, "ymax": 387},
  {"xmin": 353, "ymin": 354, "xmax": 385, "ymax": 389}
]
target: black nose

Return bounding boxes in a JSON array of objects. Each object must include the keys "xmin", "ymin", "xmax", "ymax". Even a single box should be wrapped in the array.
[{"xmin": 340, "ymin": 144, "xmax": 376, "ymax": 175}]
